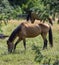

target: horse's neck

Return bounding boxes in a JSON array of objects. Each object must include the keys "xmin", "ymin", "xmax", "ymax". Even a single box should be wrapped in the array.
[
  {"xmin": 8, "ymin": 30, "xmax": 17, "ymax": 42},
  {"xmin": 8, "ymin": 24, "xmax": 22, "ymax": 42}
]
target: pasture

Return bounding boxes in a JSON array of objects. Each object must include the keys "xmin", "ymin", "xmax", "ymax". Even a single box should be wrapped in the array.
[{"xmin": 0, "ymin": 20, "xmax": 59, "ymax": 65}]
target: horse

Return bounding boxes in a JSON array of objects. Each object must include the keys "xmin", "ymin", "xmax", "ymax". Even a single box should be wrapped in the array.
[
  {"xmin": 26, "ymin": 10, "xmax": 53, "ymax": 25},
  {"xmin": 7, "ymin": 22, "xmax": 53, "ymax": 53}
]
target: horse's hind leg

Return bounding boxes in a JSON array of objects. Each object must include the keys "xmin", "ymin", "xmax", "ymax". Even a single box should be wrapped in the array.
[
  {"xmin": 41, "ymin": 33, "xmax": 48, "ymax": 49},
  {"xmin": 23, "ymin": 39, "xmax": 26, "ymax": 50},
  {"xmin": 43, "ymin": 39, "xmax": 48, "ymax": 49}
]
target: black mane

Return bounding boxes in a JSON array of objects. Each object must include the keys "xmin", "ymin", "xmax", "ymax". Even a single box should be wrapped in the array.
[{"xmin": 8, "ymin": 25, "xmax": 21, "ymax": 42}]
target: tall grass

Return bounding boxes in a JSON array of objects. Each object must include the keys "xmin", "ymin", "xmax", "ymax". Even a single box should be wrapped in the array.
[{"xmin": 0, "ymin": 20, "xmax": 59, "ymax": 65}]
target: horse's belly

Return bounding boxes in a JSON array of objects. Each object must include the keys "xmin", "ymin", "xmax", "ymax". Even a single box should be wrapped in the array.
[
  {"xmin": 27, "ymin": 33, "xmax": 40, "ymax": 38},
  {"xmin": 21, "ymin": 24, "xmax": 41, "ymax": 38},
  {"xmin": 26, "ymin": 28, "xmax": 41, "ymax": 38}
]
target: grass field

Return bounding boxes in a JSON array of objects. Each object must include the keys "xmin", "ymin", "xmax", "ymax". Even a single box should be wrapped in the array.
[{"xmin": 0, "ymin": 20, "xmax": 59, "ymax": 65}]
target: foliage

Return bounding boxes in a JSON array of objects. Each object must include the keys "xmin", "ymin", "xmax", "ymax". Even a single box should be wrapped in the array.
[
  {"xmin": 0, "ymin": 0, "xmax": 59, "ymax": 32},
  {"xmin": 0, "ymin": 0, "xmax": 22, "ymax": 21},
  {"xmin": 0, "ymin": 0, "xmax": 59, "ymax": 20}
]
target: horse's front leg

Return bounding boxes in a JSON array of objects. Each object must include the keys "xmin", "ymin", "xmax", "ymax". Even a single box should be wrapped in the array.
[
  {"xmin": 14, "ymin": 39, "xmax": 21, "ymax": 51},
  {"xmin": 23, "ymin": 39, "xmax": 26, "ymax": 50}
]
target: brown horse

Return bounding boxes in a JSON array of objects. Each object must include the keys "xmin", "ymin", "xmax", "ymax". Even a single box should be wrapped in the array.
[
  {"xmin": 26, "ymin": 11, "xmax": 53, "ymax": 25},
  {"xmin": 7, "ymin": 22, "xmax": 53, "ymax": 53}
]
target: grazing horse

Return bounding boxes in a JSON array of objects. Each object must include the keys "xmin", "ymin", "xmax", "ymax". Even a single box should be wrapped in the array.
[
  {"xmin": 7, "ymin": 22, "xmax": 53, "ymax": 53},
  {"xmin": 26, "ymin": 11, "xmax": 53, "ymax": 25}
]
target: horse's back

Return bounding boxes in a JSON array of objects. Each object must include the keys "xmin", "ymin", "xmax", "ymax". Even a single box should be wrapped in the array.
[
  {"xmin": 18, "ymin": 22, "xmax": 50, "ymax": 38},
  {"xmin": 21, "ymin": 22, "xmax": 50, "ymax": 32},
  {"xmin": 38, "ymin": 23, "xmax": 50, "ymax": 33},
  {"xmin": 20, "ymin": 22, "xmax": 41, "ymax": 37}
]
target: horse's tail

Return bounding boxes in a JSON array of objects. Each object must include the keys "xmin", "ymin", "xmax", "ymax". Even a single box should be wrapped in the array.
[
  {"xmin": 49, "ymin": 27, "xmax": 53, "ymax": 47},
  {"xmin": 48, "ymin": 17, "xmax": 53, "ymax": 25}
]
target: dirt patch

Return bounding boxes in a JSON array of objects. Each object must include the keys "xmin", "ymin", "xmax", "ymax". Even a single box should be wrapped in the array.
[{"xmin": 8, "ymin": 19, "xmax": 26, "ymax": 24}]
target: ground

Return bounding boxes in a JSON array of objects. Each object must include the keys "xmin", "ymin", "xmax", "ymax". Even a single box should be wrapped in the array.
[{"xmin": 0, "ymin": 20, "xmax": 59, "ymax": 65}]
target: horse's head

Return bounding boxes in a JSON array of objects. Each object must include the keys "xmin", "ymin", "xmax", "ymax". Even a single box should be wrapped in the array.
[{"xmin": 7, "ymin": 40, "xmax": 14, "ymax": 53}]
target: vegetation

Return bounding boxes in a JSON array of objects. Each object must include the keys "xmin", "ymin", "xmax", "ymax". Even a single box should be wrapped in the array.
[
  {"xmin": 0, "ymin": 0, "xmax": 59, "ymax": 20},
  {"xmin": 0, "ymin": 0, "xmax": 59, "ymax": 65},
  {"xmin": 0, "ymin": 20, "xmax": 59, "ymax": 65}
]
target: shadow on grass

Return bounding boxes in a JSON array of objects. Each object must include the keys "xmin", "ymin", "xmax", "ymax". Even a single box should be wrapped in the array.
[
  {"xmin": 12, "ymin": 50, "xmax": 26, "ymax": 54},
  {"xmin": 32, "ymin": 44, "xmax": 59, "ymax": 65},
  {"xmin": 31, "ymin": 44, "xmax": 52, "ymax": 65},
  {"xmin": 53, "ymin": 56, "xmax": 59, "ymax": 65},
  {"xmin": 42, "ymin": 58, "xmax": 51, "ymax": 65},
  {"xmin": 32, "ymin": 44, "xmax": 43, "ymax": 63},
  {"xmin": 0, "ymin": 50, "xmax": 26, "ymax": 56}
]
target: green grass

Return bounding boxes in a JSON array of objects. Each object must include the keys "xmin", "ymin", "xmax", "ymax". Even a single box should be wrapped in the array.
[{"xmin": 0, "ymin": 20, "xmax": 59, "ymax": 65}]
